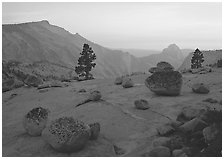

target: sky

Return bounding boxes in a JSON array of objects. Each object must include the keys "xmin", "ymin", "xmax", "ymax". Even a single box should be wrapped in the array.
[{"xmin": 2, "ymin": 2, "xmax": 222, "ymax": 51}]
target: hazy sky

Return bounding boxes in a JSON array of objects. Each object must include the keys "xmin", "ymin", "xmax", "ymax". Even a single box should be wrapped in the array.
[{"xmin": 2, "ymin": 2, "xmax": 222, "ymax": 50}]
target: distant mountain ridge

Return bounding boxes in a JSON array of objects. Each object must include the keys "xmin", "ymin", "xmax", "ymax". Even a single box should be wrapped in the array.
[
  {"xmin": 139, "ymin": 44, "xmax": 187, "ymax": 69},
  {"xmin": 2, "ymin": 20, "xmax": 151, "ymax": 79}
]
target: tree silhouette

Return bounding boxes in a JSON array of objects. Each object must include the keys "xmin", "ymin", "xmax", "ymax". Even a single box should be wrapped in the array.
[
  {"xmin": 191, "ymin": 48, "xmax": 204, "ymax": 69},
  {"xmin": 75, "ymin": 44, "xmax": 96, "ymax": 80}
]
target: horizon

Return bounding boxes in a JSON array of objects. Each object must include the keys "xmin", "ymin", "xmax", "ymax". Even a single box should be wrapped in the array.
[{"xmin": 2, "ymin": 2, "xmax": 222, "ymax": 52}]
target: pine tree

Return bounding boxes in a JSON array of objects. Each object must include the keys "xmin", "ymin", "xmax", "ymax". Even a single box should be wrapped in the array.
[
  {"xmin": 75, "ymin": 44, "xmax": 96, "ymax": 80},
  {"xmin": 191, "ymin": 48, "xmax": 204, "ymax": 69}
]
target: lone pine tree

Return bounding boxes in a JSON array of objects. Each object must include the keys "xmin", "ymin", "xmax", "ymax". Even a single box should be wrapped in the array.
[
  {"xmin": 75, "ymin": 44, "xmax": 96, "ymax": 80},
  {"xmin": 191, "ymin": 48, "xmax": 204, "ymax": 69}
]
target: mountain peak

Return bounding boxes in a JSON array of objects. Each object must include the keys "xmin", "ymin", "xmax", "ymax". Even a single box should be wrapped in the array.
[{"xmin": 167, "ymin": 44, "xmax": 180, "ymax": 50}]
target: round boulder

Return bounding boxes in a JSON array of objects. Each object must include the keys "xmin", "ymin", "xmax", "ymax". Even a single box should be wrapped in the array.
[
  {"xmin": 24, "ymin": 75, "xmax": 43, "ymax": 87},
  {"xmin": 42, "ymin": 117, "xmax": 90, "ymax": 153},
  {"xmin": 134, "ymin": 99, "xmax": 150, "ymax": 110},
  {"xmin": 122, "ymin": 78, "xmax": 134, "ymax": 88},
  {"xmin": 23, "ymin": 107, "xmax": 49, "ymax": 136},
  {"xmin": 192, "ymin": 83, "xmax": 210, "ymax": 94},
  {"xmin": 145, "ymin": 71, "xmax": 182, "ymax": 96}
]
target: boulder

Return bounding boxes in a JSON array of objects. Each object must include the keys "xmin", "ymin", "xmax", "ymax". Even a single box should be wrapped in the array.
[
  {"xmin": 122, "ymin": 78, "xmax": 134, "ymax": 88},
  {"xmin": 169, "ymin": 135, "xmax": 184, "ymax": 150},
  {"xmin": 157, "ymin": 61, "xmax": 174, "ymax": 71},
  {"xmin": 203, "ymin": 125, "xmax": 219, "ymax": 144},
  {"xmin": 23, "ymin": 107, "xmax": 49, "ymax": 136},
  {"xmin": 145, "ymin": 71, "xmax": 182, "ymax": 96},
  {"xmin": 42, "ymin": 117, "xmax": 90, "ymax": 153},
  {"xmin": 176, "ymin": 107, "xmax": 206, "ymax": 122},
  {"xmin": 114, "ymin": 77, "xmax": 123, "ymax": 85},
  {"xmin": 3, "ymin": 78, "xmax": 24, "ymax": 92},
  {"xmin": 192, "ymin": 83, "xmax": 210, "ymax": 94},
  {"xmin": 24, "ymin": 75, "xmax": 43, "ymax": 87},
  {"xmin": 152, "ymin": 137, "xmax": 171, "ymax": 148},
  {"xmin": 89, "ymin": 122, "xmax": 100, "ymax": 140},
  {"xmin": 37, "ymin": 83, "xmax": 51, "ymax": 90},
  {"xmin": 89, "ymin": 90, "xmax": 102, "ymax": 101},
  {"xmin": 179, "ymin": 118, "xmax": 208, "ymax": 133},
  {"xmin": 134, "ymin": 99, "xmax": 150, "ymax": 110},
  {"xmin": 156, "ymin": 124, "xmax": 175, "ymax": 136},
  {"xmin": 143, "ymin": 146, "xmax": 171, "ymax": 157}
]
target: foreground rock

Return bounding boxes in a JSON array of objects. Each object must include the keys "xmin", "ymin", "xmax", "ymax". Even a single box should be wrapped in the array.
[
  {"xmin": 172, "ymin": 149, "xmax": 188, "ymax": 157},
  {"xmin": 192, "ymin": 83, "xmax": 210, "ymax": 94},
  {"xmin": 142, "ymin": 146, "xmax": 171, "ymax": 157},
  {"xmin": 134, "ymin": 99, "xmax": 150, "ymax": 110},
  {"xmin": 156, "ymin": 124, "xmax": 175, "ymax": 136},
  {"xmin": 23, "ymin": 107, "xmax": 49, "ymax": 136},
  {"xmin": 152, "ymin": 137, "xmax": 171, "ymax": 148},
  {"xmin": 203, "ymin": 124, "xmax": 219, "ymax": 144},
  {"xmin": 122, "ymin": 78, "xmax": 134, "ymax": 88},
  {"xmin": 145, "ymin": 71, "xmax": 182, "ymax": 96},
  {"xmin": 42, "ymin": 117, "xmax": 90, "ymax": 153},
  {"xmin": 179, "ymin": 118, "xmax": 208, "ymax": 133}
]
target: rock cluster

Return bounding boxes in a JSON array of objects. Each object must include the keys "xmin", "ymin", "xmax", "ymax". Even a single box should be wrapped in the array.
[
  {"xmin": 23, "ymin": 107, "xmax": 49, "ymax": 136},
  {"xmin": 146, "ymin": 107, "xmax": 222, "ymax": 157}
]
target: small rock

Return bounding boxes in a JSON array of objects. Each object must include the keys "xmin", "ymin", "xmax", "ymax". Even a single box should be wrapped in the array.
[
  {"xmin": 134, "ymin": 99, "xmax": 150, "ymax": 110},
  {"xmin": 114, "ymin": 77, "xmax": 123, "ymax": 85},
  {"xmin": 169, "ymin": 120, "xmax": 183, "ymax": 128},
  {"xmin": 202, "ymin": 98, "xmax": 218, "ymax": 103},
  {"xmin": 179, "ymin": 118, "xmax": 208, "ymax": 133},
  {"xmin": 152, "ymin": 137, "xmax": 171, "ymax": 148},
  {"xmin": 39, "ymin": 89, "xmax": 49, "ymax": 93},
  {"xmin": 89, "ymin": 90, "xmax": 102, "ymax": 101},
  {"xmin": 192, "ymin": 83, "xmax": 210, "ymax": 94},
  {"xmin": 24, "ymin": 75, "xmax": 43, "ymax": 87},
  {"xmin": 157, "ymin": 124, "xmax": 175, "ymax": 136},
  {"xmin": 78, "ymin": 89, "xmax": 86, "ymax": 93},
  {"xmin": 122, "ymin": 78, "xmax": 134, "ymax": 88},
  {"xmin": 113, "ymin": 145, "xmax": 126, "ymax": 155},
  {"xmin": 143, "ymin": 146, "xmax": 171, "ymax": 157},
  {"xmin": 37, "ymin": 83, "xmax": 51, "ymax": 90},
  {"xmin": 157, "ymin": 61, "xmax": 174, "ymax": 71},
  {"xmin": 89, "ymin": 122, "xmax": 100, "ymax": 140},
  {"xmin": 203, "ymin": 125, "xmax": 219, "ymax": 144},
  {"xmin": 172, "ymin": 149, "xmax": 187, "ymax": 157}
]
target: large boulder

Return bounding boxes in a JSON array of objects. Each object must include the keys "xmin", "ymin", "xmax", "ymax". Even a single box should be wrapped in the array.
[
  {"xmin": 24, "ymin": 75, "xmax": 43, "ymax": 87},
  {"xmin": 122, "ymin": 78, "xmax": 134, "ymax": 88},
  {"xmin": 152, "ymin": 137, "xmax": 171, "ymax": 148},
  {"xmin": 23, "ymin": 107, "xmax": 49, "ymax": 136},
  {"xmin": 145, "ymin": 71, "xmax": 182, "ymax": 96},
  {"xmin": 42, "ymin": 117, "xmax": 90, "ymax": 153},
  {"xmin": 192, "ymin": 83, "xmax": 210, "ymax": 94}
]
